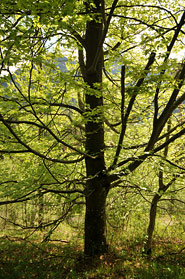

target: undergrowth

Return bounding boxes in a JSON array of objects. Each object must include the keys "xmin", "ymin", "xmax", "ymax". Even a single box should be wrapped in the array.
[
  {"xmin": 0, "ymin": 234, "xmax": 184, "ymax": 279},
  {"xmin": 0, "ymin": 215, "xmax": 184, "ymax": 278}
]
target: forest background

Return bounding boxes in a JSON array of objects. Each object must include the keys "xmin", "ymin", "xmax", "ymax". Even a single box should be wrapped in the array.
[{"xmin": 0, "ymin": 0, "xmax": 185, "ymax": 278}]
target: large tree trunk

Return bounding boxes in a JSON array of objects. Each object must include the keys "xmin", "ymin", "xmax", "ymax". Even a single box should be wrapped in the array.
[
  {"xmin": 85, "ymin": 178, "xmax": 109, "ymax": 256},
  {"xmin": 83, "ymin": 1, "xmax": 110, "ymax": 256}
]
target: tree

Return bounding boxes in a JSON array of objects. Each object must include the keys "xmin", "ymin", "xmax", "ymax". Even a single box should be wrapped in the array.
[{"xmin": 0, "ymin": 0, "xmax": 185, "ymax": 256}]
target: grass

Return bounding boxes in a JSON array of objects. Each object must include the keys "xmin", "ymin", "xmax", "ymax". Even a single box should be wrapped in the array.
[
  {"xmin": 0, "ymin": 214, "xmax": 184, "ymax": 278},
  {"xmin": 0, "ymin": 232, "xmax": 184, "ymax": 279}
]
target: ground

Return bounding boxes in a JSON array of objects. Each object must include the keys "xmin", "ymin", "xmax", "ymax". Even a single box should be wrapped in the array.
[{"xmin": 0, "ymin": 234, "xmax": 184, "ymax": 279}]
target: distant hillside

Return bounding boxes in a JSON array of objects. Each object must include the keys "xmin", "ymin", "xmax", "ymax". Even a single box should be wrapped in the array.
[{"xmin": 0, "ymin": 57, "xmax": 68, "ymax": 88}]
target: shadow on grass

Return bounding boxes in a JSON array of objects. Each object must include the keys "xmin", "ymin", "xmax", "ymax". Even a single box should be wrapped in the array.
[
  {"xmin": 131, "ymin": 262, "xmax": 185, "ymax": 279},
  {"xmin": 0, "ymin": 236, "xmax": 82, "ymax": 279},
  {"xmin": 0, "ymin": 236, "xmax": 184, "ymax": 279}
]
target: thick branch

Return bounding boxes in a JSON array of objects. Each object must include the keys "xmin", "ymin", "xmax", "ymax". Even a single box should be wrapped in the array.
[
  {"xmin": 42, "ymin": 188, "xmax": 84, "ymax": 195},
  {"xmin": 147, "ymin": 62, "xmax": 185, "ymax": 150},
  {"xmin": 153, "ymin": 10, "xmax": 185, "ymax": 124},
  {"xmin": 108, "ymin": 52, "xmax": 155, "ymax": 171}
]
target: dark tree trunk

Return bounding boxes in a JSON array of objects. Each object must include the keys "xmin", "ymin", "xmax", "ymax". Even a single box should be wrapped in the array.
[
  {"xmin": 85, "ymin": 178, "xmax": 109, "ymax": 256},
  {"xmin": 145, "ymin": 194, "xmax": 160, "ymax": 254},
  {"xmin": 145, "ymin": 120, "xmax": 171, "ymax": 255},
  {"xmin": 83, "ymin": 1, "xmax": 110, "ymax": 256}
]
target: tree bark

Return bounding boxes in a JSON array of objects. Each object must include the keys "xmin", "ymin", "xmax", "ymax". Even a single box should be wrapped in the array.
[
  {"xmin": 85, "ymin": 177, "xmax": 109, "ymax": 256},
  {"xmin": 83, "ymin": 1, "xmax": 110, "ymax": 256},
  {"xmin": 145, "ymin": 120, "xmax": 172, "ymax": 254},
  {"xmin": 145, "ymin": 194, "xmax": 160, "ymax": 254}
]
